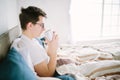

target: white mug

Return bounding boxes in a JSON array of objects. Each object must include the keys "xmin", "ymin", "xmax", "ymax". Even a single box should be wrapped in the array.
[{"xmin": 44, "ymin": 29, "xmax": 53, "ymax": 41}]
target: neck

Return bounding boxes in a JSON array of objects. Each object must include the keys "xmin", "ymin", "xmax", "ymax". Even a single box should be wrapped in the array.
[{"xmin": 22, "ymin": 31, "xmax": 33, "ymax": 40}]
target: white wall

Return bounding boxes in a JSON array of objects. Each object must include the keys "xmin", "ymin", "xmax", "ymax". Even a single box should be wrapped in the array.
[
  {"xmin": 0, "ymin": 0, "xmax": 18, "ymax": 35},
  {"xmin": 18, "ymin": 0, "xmax": 71, "ymax": 44}
]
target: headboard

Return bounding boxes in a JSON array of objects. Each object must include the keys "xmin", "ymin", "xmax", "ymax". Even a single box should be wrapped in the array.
[{"xmin": 0, "ymin": 26, "xmax": 20, "ymax": 61}]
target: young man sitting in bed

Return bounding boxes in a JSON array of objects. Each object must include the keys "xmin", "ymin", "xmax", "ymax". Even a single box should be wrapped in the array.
[{"xmin": 11, "ymin": 6, "xmax": 75, "ymax": 80}]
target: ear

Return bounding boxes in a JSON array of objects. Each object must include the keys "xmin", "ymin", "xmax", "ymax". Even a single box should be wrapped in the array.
[{"xmin": 26, "ymin": 22, "xmax": 33, "ymax": 30}]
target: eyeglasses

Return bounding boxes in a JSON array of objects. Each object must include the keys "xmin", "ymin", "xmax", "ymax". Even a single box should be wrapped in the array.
[{"xmin": 35, "ymin": 23, "xmax": 44, "ymax": 28}]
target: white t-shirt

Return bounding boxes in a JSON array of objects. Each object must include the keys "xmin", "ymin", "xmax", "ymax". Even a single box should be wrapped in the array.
[{"xmin": 11, "ymin": 34, "xmax": 50, "ymax": 75}]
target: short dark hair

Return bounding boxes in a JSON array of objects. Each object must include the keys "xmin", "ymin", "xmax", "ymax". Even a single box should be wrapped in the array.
[{"xmin": 19, "ymin": 6, "xmax": 47, "ymax": 30}]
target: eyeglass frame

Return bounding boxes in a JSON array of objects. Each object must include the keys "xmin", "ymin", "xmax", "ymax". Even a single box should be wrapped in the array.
[{"xmin": 35, "ymin": 23, "xmax": 44, "ymax": 28}]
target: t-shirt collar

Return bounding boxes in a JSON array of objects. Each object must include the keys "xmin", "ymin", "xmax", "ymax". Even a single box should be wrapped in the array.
[{"xmin": 21, "ymin": 34, "xmax": 34, "ymax": 43}]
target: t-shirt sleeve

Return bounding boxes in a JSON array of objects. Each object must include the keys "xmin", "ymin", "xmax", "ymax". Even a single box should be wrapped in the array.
[{"xmin": 29, "ymin": 45, "xmax": 50, "ymax": 65}]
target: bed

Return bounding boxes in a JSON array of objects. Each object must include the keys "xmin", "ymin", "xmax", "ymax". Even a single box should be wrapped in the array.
[
  {"xmin": 0, "ymin": 26, "xmax": 120, "ymax": 80},
  {"xmin": 0, "ymin": 26, "xmax": 20, "ymax": 61},
  {"xmin": 56, "ymin": 40, "xmax": 120, "ymax": 80}
]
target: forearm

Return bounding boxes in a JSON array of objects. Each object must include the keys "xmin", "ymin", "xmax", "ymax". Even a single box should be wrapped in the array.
[
  {"xmin": 44, "ymin": 33, "xmax": 58, "ymax": 76},
  {"xmin": 47, "ymin": 52, "xmax": 57, "ymax": 76}
]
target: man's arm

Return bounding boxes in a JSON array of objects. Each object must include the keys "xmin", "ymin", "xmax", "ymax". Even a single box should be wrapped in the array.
[
  {"xmin": 34, "ymin": 33, "xmax": 58, "ymax": 77},
  {"xmin": 34, "ymin": 53, "xmax": 57, "ymax": 77}
]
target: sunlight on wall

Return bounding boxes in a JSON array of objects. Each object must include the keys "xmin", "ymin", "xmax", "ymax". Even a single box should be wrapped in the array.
[
  {"xmin": 70, "ymin": 0, "xmax": 120, "ymax": 42},
  {"xmin": 70, "ymin": 0, "xmax": 102, "ymax": 42}
]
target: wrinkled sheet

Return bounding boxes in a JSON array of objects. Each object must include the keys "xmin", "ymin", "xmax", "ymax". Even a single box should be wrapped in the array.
[{"xmin": 56, "ymin": 41, "xmax": 120, "ymax": 80}]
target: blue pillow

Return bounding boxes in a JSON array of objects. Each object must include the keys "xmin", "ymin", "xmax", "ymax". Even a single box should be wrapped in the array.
[{"xmin": 0, "ymin": 47, "xmax": 37, "ymax": 80}]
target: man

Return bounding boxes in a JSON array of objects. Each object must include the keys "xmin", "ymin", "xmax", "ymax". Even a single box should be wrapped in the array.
[{"xmin": 14, "ymin": 6, "xmax": 58, "ymax": 77}]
